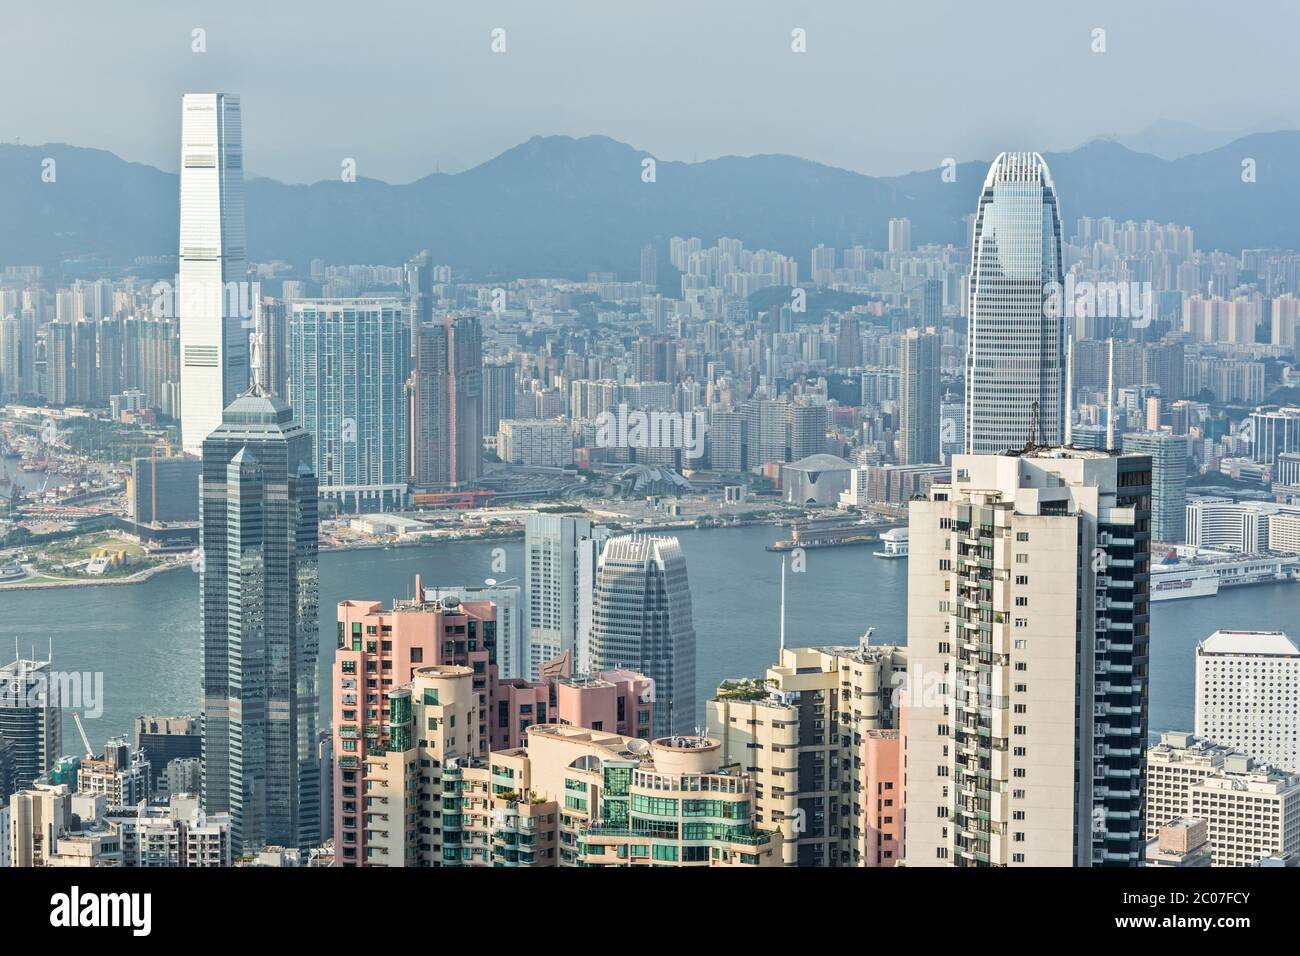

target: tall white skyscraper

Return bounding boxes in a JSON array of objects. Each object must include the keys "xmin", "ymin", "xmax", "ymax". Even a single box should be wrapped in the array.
[
  {"xmin": 523, "ymin": 514, "xmax": 595, "ymax": 679},
  {"xmin": 1195, "ymin": 630, "xmax": 1300, "ymax": 773},
  {"xmin": 906, "ymin": 447, "xmax": 1152, "ymax": 866},
  {"xmin": 964, "ymin": 152, "xmax": 1065, "ymax": 455},
  {"xmin": 589, "ymin": 534, "xmax": 696, "ymax": 738},
  {"xmin": 179, "ymin": 92, "xmax": 249, "ymax": 454}
]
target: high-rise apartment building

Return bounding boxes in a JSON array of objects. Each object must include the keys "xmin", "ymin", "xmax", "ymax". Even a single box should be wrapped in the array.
[
  {"xmin": 964, "ymin": 152, "xmax": 1065, "ymax": 454},
  {"xmin": 888, "ymin": 217, "xmax": 912, "ymax": 254},
  {"xmin": 906, "ymin": 447, "xmax": 1152, "ymax": 866},
  {"xmin": 289, "ymin": 298, "xmax": 410, "ymax": 511},
  {"xmin": 709, "ymin": 643, "xmax": 907, "ymax": 866},
  {"xmin": 179, "ymin": 92, "xmax": 249, "ymax": 454},
  {"xmin": 900, "ymin": 327, "xmax": 941, "ymax": 464},
  {"xmin": 1195, "ymin": 630, "xmax": 1300, "ymax": 773},
  {"xmin": 482, "ymin": 360, "xmax": 517, "ymax": 439},
  {"xmin": 409, "ymin": 315, "xmax": 483, "ymax": 488},
  {"xmin": 200, "ymin": 391, "xmax": 320, "ymax": 854},
  {"xmin": 589, "ymin": 534, "xmax": 696, "ymax": 737}
]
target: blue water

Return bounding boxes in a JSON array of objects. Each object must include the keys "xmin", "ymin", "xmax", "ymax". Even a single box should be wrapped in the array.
[{"xmin": 2, "ymin": 523, "xmax": 1296, "ymax": 751}]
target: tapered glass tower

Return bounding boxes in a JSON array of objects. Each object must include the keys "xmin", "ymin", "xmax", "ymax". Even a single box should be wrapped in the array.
[
  {"xmin": 200, "ymin": 391, "xmax": 319, "ymax": 854},
  {"xmin": 964, "ymin": 152, "xmax": 1065, "ymax": 454}
]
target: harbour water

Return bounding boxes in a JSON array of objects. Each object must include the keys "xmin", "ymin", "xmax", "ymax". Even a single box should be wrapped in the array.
[{"xmin": 3, "ymin": 523, "xmax": 1297, "ymax": 750}]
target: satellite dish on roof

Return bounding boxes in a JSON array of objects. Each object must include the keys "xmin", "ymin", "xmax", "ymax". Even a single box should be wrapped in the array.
[
  {"xmin": 484, "ymin": 578, "xmax": 498, "ymax": 586},
  {"xmin": 443, "ymin": 595, "xmax": 461, "ymax": 608},
  {"xmin": 626, "ymin": 739, "xmax": 651, "ymax": 756}
]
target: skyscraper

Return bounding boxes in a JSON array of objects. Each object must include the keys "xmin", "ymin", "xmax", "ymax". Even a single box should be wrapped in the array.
[
  {"xmin": 200, "ymin": 391, "xmax": 320, "ymax": 854},
  {"xmin": 482, "ymin": 360, "xmax": 518, "ymax": 439},
  {"xmin": 1122, "ymin": 430, "xmax": 1188, "ymax": 543},
  {"xmin": 589, "ymin": 534, "xmax": 696, "ymax": 737},
  {"xmin": 900, "ymin": 328, "xmax": 941, "ymax": 464},
  {"xmin": 289, "ymin": 298, "xmax": 410, "ymax": 511},
  {"xmin": 888, "ymin": 217, "xmax": 912, "ymax": 254},
  {"xmin": 906, "ymin": 447, "xmax": 1151, "ymax": 866},
  {"xmin": 640, "ymin": 243, "xmax": 657, "ymax": 291},
  {"xmin": 524, "ymin": 514, "xmax": 595, "ymax": 679},
  {"xmin": 964, "ymin": 152, "xmax": 1065, "ymax": 454},
  {"xmin": 409, "ymin": 315, "xmax": 483, "ymax": 488},
  {"xmin": 0, "ymin": 657, "xmax": 62, "ymax": 792},
  {"xmin": 179, "ymin": 92, "xmax": 249, "ymax": 455}
]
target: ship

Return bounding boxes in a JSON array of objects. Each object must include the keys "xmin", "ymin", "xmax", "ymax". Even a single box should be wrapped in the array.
[
  {"xmin": 1150, "ymin": 553, "xmax": 1219, "ymax": 601},
  {"xmin": 767, "ymin": 523, "xmax": 878, "ymax": 552}
]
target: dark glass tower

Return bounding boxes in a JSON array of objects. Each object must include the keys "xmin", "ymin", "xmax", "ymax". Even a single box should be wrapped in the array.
[{"xmin": 200, "ymin": 390, "xmax": 320, "ymax": 854}]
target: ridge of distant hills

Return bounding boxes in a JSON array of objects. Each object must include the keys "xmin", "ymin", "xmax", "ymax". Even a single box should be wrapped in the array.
[{"xmin": 4, "ymin": 131, "xmax": 1300, "ymax": 280}]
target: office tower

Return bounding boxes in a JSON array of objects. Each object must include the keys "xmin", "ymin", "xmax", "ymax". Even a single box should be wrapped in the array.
[
  {"xmin": 900, "ymin": 328, "xmax": 941, "ymax": 464},
  {"xmin": 200, "ymin": 391, "xmax": 320, "ymax": 854},
  {"xmin": 423, "ymin": 583, "xmax": 523, "ymax": 679},
  {"xmin": 179, "ymin": 92, "xmax": 249, "ymax": 454},
  {"xmin": 482, "ymin": 360, "xmax": 517, "ymax": 438},
  {"xmin": 1195, "ymin": 630, "xmax": 1300, "ymax": 772},
  {"xmin": 333, "ymin": 592, "xmax": 498, "ymax": 864},
  {"xmin": 524, "ymin": 515, "xmax": 595, "ymax": 679},
  {"xmin": 289, "ymin": 298, "xmax": 410, "ymax": 511},
  {"xmin": 129, "ymin": 454, "xmax": 201, "ymax": 524},
  {"xmin": 134, "ymin": 716, "xmax": 202, "ymax": 792},
  {"xmin": 404, "ymin": 250, "xmax": 433, "ymax": 328},
  {"xmin": 1122, "ymin": 431, "xmax": 1188, "ymax": 543},
  {"xmin": 409, "ymin": 315, "xmax": 483, "ymax": 488},
  {"xmin": 888, "ymin": 217, "xmax": 912, "ymax": 254},
  {"xmin": 640, "ymin": 243, "xmax": 657, "ymax": 291},
  {"xmin": 907, "ymin": 447, "xmax": 1152, "ymax": 866},
  {"xmin": 964, "ymin": 152, "xmax": 1065, "ymax": 454},
  {"xmin": 786, "ymin": 402, "xmax": 828, "ymax": 461},
  {"xmin": 710, "ymin": 643, "xmax": 907, "ymax": 867},
  {"xmin": 1145, "ymin": 732, "xmax": 1300, "ymax": 865},
  {"xmin": 589, "ymin": 534, "xmax": 696, "ymax": 737},
  {"xmin": 1249, "ymin": 405, "xmax": 1300, "ymax": 466},
  {"xmin": 0, "ymin": 658, "xmax": 62, "ymax": 791}
]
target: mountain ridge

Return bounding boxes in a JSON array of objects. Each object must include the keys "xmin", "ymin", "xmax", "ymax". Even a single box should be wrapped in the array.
[{"xmin": 3, "ymin": 132, "xmax": 1300, "ymax": 279}]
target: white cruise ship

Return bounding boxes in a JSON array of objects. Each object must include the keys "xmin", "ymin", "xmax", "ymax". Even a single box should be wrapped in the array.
[{"xmin": 1150, "ymin": 562, "xmax": 1220, "ymax": 601}]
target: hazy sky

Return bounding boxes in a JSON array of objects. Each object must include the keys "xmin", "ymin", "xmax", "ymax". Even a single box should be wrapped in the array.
[{"xmin": 3, "ymin": 0, "xmax": 1296, "ymax": 183}]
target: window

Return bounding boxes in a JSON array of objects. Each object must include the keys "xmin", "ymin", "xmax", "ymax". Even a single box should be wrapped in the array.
[{"xmin": 1016, "ymin": 532, "xmax": 1029, "ymax": 541}]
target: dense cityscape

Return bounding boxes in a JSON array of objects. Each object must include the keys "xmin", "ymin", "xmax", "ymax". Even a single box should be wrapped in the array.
[{"xmin": 1, "ymin": 6, "xmax": 1298, "ymax": 937}]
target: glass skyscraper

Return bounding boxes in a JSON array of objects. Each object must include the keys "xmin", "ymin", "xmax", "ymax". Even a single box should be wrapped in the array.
[
  {"xmin": 964, "ymin": 151, "xmax": 1065, "ymax": 454},
  {"xmin": 589, "ymin": 534, "xmax": 696, "ymax": 738},
  {"xmin": 288, "ymin": 298, "xmax": 410, "ymax": 511},
  {"xmin": 200, "ymin": 391, "xmax": 320, "ymax": 854}
]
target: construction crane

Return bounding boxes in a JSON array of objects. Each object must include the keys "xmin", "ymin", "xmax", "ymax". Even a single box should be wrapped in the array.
[{"xmin": 72, "ymin": 710, "xmax": 95, "ymax": 759}]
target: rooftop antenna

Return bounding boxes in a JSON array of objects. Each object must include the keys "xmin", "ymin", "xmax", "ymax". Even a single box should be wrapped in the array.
[
  {"xmin": 779, "ymin": 554, "xmax": 787, "ymax": 656},
  {"xmin": 1106, "ymin": 336, "xmax": 1116, "ymax": 451},
  {"xmin": 1065, "ymin": 334, "xmax": 1074, "ymax": 446}
]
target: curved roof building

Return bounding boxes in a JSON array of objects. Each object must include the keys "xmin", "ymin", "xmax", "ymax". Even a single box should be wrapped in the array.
[{"xmin": 964, "ymin": 151, "xmax": 1065, "ymax": 455}]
